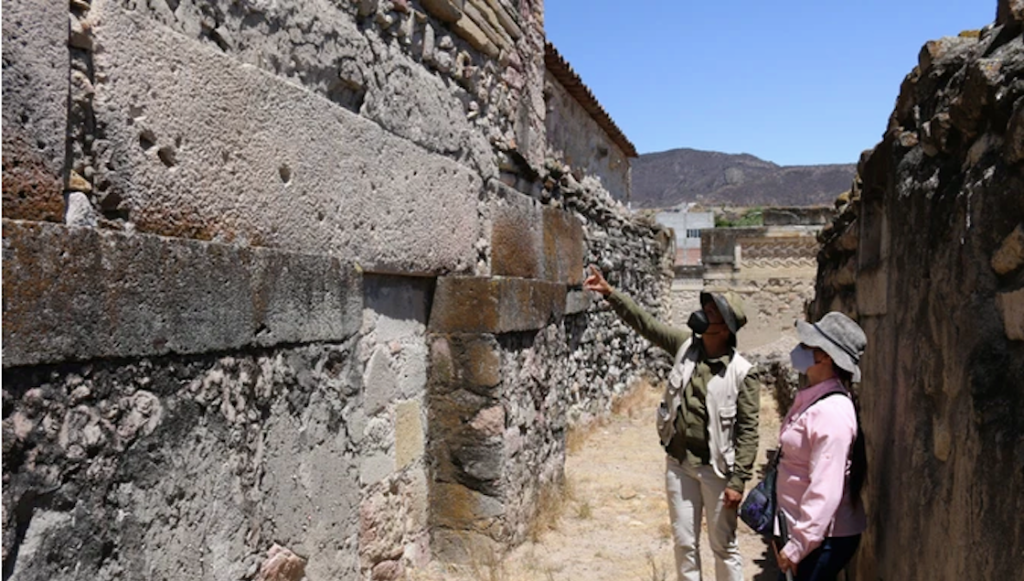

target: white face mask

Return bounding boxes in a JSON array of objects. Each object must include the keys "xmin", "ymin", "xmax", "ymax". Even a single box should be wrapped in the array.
[{"xmin": 789, "ymin": 345, "xmax": 816, "ymax": 374}]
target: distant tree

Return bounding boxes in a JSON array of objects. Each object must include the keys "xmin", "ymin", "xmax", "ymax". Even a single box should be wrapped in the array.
[{"xmin": 714, "ymin": 207, "xmax": 764, "ymax": 228}]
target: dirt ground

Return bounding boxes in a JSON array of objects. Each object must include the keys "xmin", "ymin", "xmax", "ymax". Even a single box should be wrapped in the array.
[{"xmin": 410, "ymin": 375, "xmax": 789, "ymax": 581}]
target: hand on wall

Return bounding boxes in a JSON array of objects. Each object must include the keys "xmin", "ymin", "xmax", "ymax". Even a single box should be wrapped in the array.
[{"xmin": 583, "ymin": 265, "xmax": 613, "ymax": 296}]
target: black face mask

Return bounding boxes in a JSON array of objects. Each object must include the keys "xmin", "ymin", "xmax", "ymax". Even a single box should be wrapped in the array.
[{"xmin": 687, "ymin": 310, "xmax": 709, "ymax": 334}]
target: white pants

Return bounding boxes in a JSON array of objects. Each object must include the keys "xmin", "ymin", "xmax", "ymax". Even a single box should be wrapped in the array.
[{"xmin": 665, "ymin": 456, "xmax": 742, "ymax": 581}]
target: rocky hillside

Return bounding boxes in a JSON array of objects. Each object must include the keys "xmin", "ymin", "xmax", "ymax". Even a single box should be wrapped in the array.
[{"xmin": 632, "ymin": 148, "xmax": 856, "ymax": 208}]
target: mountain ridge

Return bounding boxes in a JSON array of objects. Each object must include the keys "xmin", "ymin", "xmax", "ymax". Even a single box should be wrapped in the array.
[{"xmin": 631, "ymin": 147, "xmax": 857, "ymax": 209}]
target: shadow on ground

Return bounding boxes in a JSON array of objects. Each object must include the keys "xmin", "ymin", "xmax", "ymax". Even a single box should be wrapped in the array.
[
  {"xmin": 750, "ymin": 449, "xmax": 783, "ymax": 581},
  {"xmin": 752, "ymin": 539, "xmax": 782, "ymax": 581}
]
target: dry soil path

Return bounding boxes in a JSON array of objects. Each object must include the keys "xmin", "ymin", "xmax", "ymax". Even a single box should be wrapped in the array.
[{"xmin": 412, "ymin": 381, "xmax": 787, "ymax": 581}]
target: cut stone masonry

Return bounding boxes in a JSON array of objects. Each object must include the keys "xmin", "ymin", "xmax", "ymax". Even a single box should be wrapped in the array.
[
  {"xmin": 811, "ymin": 4, "xmax": 1023, "ymax": 578},
  {"xmin": 2, "ymin": 0, "xmax": 668, "ymax": 578}
]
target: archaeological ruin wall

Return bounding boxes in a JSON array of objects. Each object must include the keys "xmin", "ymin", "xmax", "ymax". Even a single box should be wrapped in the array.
[
  {"xmin": 812, "ymin": 2, "xmax": 1023, "ymax": 578},
  {"xmin": 2, "ymin": 0, "xmax": 672, "ymax": 579},
  {"xmin": 683, "ymin": 225, "xmax": 821, "ymax": 350},
  {"xmin": 543, "ymin": 43, "xmax": 635, "ymax": 204}
]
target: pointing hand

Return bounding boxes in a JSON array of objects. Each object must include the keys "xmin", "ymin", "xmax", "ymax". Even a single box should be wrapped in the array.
[{"xmin": 583, "ymin": 265, "xmax": 613, "ymax": 296}]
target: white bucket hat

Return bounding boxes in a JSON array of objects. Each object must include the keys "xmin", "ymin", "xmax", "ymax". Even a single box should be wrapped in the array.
[{"xmin": 796, "ymin": 312, "xmax": 867, "ymax": 382}]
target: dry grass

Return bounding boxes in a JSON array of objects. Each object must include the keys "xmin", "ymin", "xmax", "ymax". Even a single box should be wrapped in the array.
[
  {"xmin": 566, "ymin": 419, "xmax": 602, "ymax": 454},
  {"xmin": 657, "ymin": 521, "xmax": 673, "ymax": 540},
  {"xmin": 567, "ymin": 379, "xmax": 660, "ymax": 455},
  {"xmin": 526, "ymin": 477, "xmax": 575, "ymax": 543},
  {"xmin": 646, "ymin": 551, "xmax": 669, "ymax": 581},
  {"xmin": 576, "ymin": 499, "xmax": 593, "ymax": 520},
  {"xmin": 466, "ymin": 544, "xmax": 505, "ymax": 581},
  {"xmin": 610, "ymin": 377, "xmax": 660, "ymax": 419}
]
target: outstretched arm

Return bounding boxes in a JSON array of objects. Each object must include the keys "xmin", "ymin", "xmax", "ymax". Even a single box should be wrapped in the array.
[{"xmin": 584, "ymin": 265, "xmax": 688, "ymax": 355}]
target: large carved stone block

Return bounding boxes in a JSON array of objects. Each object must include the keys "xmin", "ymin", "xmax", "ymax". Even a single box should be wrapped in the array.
[
  {"xmin": 490, "ymin": 194, "xmax": 584, "ymax": 284},
  {"xmin": 491, "ymin": 197, "xmax": 542, "ymax": 280},
  {"xmin": 2, "ymin": 220, "xmax": 362, "ymax": 367},
  {"xmin": 429, "ymin": 276, "xmax": 566, "ymax": 333},
  {"xmin": 543, "ymin": 206, "xmax": 585, "ymax": 285},
  {"xmin": 89, "ymin": 4, "xmax": 481, "ymax": 273},
  {"xmin": 1, "ymin": 0, "xmax": 68, "ymax": 222}
]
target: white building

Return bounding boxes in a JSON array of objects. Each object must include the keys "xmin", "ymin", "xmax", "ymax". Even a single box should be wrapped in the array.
[{"xmin": 655, "ymin": 206, "xmax": 714, "ymax": 266}]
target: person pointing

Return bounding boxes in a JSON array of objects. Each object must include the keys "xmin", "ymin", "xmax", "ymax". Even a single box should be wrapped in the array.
[{"xmin": 584, "ymin": 265, "xmax": 761, "ymax": 581}]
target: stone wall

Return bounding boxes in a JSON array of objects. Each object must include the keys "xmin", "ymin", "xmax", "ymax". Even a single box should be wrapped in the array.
[
  {"xmin": 762, "ymin": 206, "xmax": 834, "ymax": 226},
  {"xmin": 811, "ymin": 3, "xmax": 1024, "ymax": 578},
  {"xmin": 2, "ymin": 221, "xmax": 365, "ymax": 581},
  {"xmin": 696, "ymin": 226, "xmax": 821, "ymax": 350},
  {"xmin": 2, "ymin": 0, "xmax": 672, "ymax": 578},
  {"xmin": 425, "ymin": 173, "xmax": 673, "ymax": 559},
  {"xmin": 543, "ymin": 68, "xmax": 632, "ymax": 203}
]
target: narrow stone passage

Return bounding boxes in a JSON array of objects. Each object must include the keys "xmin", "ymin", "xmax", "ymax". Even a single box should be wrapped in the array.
[{"xmin": 412, "ymin": 379, "xmax": 786, "ymax": 581}]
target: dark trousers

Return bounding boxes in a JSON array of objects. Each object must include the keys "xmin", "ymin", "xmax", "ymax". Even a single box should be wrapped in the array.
[{"xmin": 778, "ymin": 534, "xmax": 861, "ymax": 581}]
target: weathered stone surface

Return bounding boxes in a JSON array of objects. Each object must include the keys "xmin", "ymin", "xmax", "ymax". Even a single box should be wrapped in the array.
[
  {"xmin": 451, "ymin": 14, "xmax": 499, "ymax": 58},
  {"xmin": 810, "ymin": 11, "xmax": 1024, "ymax": 579},
  {"xmin": 1007, "ymin": 97, "xmax": 1024, "ymax": 162},
  {"xmin": 361, "ymin": 453, "xmax": 396, "ymax": 487},
  {"xmin": 543, "ymin": 206, "xmax": 585, "ymax": 285},
  {"xmin": 997, "ymin": 0, "xmax": 1024, "ymax": 24},
  {"xmin": 996, "ymin": 289, "xmax": 1024, "ymax": 340},
  {"xmin": 2, "ymin": 343, "xmax": 361, "ymax": 581},
  {"xmin": 463, "ymin": 1, "xmax": 514, "ymax": 53},
  {"xmin": 1, "ymin": 0, "xmax": 68, "ymax": 222},
  {"xmin": 489, "ymin": 190, "xmax": 585, "ymax": 284},
  {"xmin": 429, "ymin": 277, "xmax": 501, "ymax": 332},
  {"xmin": 90, "ymin": 4, "xmax": 481, "ymax": 273},
  {"xmin": 482, "ymin": 0, "xmax": 522, "ymax": 39},
  {"xmin": 451, "ymin": 441, "xmax": 503, "ymax": 482},
  {"xmin": 370, "ymin": 560, "xmax": 404, "ymax": 581},
  {"xmin": 364, "ymin": 274, "xmax": 432, "ymax": 343},
  {"xmin": 358, "ymin": 469, "xmax": 427, "ymax": 573},
  {"xmin": 429, "ymin": 276, "xmax": 567, "ymax": 333},
  {"xmin": 2, "ymin": 220, "xmax": 362, "ymax": 367},
  {"xmin": 491, "ymin": 194, "xmax": 543, "ymax": 279},
  {"xmin": 257, "ymin": 544, "xmax": 307, "ymax": 581},
  {"xmin": 429, "ymin": 482, "xmax": 504, "ymax": 529},
  {"xmin": 469, "ymin": 405, "xmax": 505, "ymax": 438},
  {"xmin": 64, "ymin": 191, "xmax": 98, "ymax": 227},
  {"xmin": 430, "ymin": 529, "xmax": 498, "ymax": 564},
  {"xmin": 364, "ymin": 348, "xmax": 399, "ymax": 415},
  {"xmin": 430, "ymin": 335, "xmax": 502, "ymax": 391},
  {"xmin": 991, "ymin": 223, "xmax": 1024, "ymax": 274},
  {"xmin": 565, "ymin": 289, "xmax": 592, "ymax": 315},
  {"xmin": 459, "ymin": 336, "xmax": 502, "ymax": 389},
  {"xmin": 395, "ymin": 399, "xmax": 424, "ymax": 469}
]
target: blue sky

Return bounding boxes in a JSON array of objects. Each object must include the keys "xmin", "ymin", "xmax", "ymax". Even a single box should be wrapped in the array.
[{"xmin": 544, "ymin": 1, "xmax": 997, "ymax": 166}]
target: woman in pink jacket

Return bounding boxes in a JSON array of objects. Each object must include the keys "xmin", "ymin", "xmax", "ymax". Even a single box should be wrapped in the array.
[{"xmin": 775, "ymin": 312, "xmax": 867, "ymax": 581}]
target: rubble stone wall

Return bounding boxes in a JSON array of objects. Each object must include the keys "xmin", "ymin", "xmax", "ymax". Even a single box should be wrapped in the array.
[
  {"xmin": 425, "ymin": 177, "xmax": 673, "ymax": 558},
  {"xmin": 2, "ymin": 221, "xmax": 366, "ymax": 581},
  {"xmin": 811, "ymin": 4, "xmax": 1024, "ymax": 578}
]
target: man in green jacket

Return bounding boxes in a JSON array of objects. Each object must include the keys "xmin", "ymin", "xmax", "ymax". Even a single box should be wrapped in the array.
[{"xmin": 584, "ymin": 266, "xmax": 760, "ymax": 581}]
